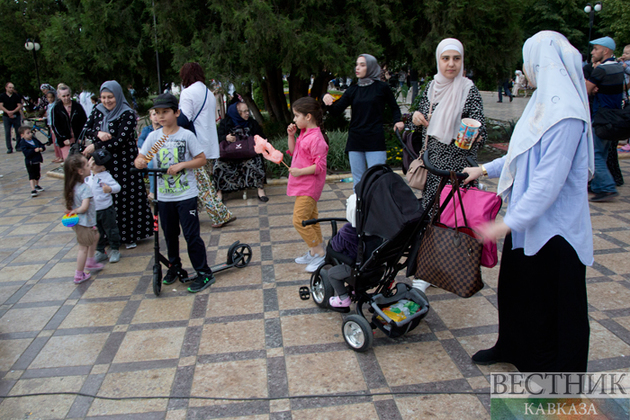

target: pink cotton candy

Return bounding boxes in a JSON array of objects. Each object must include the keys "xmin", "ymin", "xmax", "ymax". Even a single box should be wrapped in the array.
[
  {"xmin": 268, "ymin": 149, "xmax": 284, "ymax": 164},
  {"xmin": 254, "ymin": 135, "xmax": 285, "ymax": 165}
]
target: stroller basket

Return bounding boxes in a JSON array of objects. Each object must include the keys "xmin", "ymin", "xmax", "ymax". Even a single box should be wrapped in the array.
[{"xmin": 370, "ymin": 283, "xmax": 429, "ymax": 338}]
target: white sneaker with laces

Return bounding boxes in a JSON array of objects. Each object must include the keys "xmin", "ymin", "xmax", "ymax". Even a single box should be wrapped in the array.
[
  {"xmin": 295, "ymin": 250, "xmax": 317, "ymax": 265},
  {"xmin": 305, "ymin": 254, "xmax": 326, "ymax": 273}
]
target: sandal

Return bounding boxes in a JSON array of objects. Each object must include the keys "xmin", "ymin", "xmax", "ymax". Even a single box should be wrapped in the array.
[{"xmin": 212, "ymin": 216, "xmax": 237, "ymax": 228}]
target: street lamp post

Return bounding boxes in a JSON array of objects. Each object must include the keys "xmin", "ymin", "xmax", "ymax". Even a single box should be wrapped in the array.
[
  {"xmin": 584, "ymin": 2, "xmax": 602, "ymax": 61},
  {"xmin": 24, "ymin": 39, "xmax": 41, "ymax": 89}
]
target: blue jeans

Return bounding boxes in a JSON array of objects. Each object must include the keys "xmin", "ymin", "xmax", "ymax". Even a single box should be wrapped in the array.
[
  {"xmin": 3, "ymin": 114, "xmax": 21, "ymax": 152},
  {"xmin": 348, "ymin": 151, "xmax": 387, "ymax": 189},
  {"xmin": 591, "ymin": 132, "xmax": 617, "ymax": 194}
]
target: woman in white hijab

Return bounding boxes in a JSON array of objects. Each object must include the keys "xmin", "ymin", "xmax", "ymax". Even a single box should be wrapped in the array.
[
  {"xmin": 512, "ymin": 70, "xmax": 527, "ymax": 97},
  {"xmin": 463, "ymin": 31, "xmax": 594, "ymax": 372},
  {"xmin": 410, "ymin": 38, "xmax": 487, "ymax": 210}
]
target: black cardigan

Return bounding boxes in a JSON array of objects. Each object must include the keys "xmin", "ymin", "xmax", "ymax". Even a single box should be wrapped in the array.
[
  {"xmin": 326, "ymin": 81, "xmax": 401, "ymax": 152},
  {"xmin": 51, "ymin": 100, "xmax": 87, "ymax": 147}
]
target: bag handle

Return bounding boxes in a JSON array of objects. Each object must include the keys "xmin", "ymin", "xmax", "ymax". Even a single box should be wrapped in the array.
[{"xmin": 433, "ymin": 172, "xmax": 470, "ymax": 229}]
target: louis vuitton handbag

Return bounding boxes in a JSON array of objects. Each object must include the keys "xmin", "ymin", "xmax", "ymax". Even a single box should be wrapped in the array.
[{"xmin": 415, "ymin": 173, "xmax": 484, "ymax": 298}]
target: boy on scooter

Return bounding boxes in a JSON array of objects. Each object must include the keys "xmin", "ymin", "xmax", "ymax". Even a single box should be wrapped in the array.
[{"xmin": 134, "ymin": 93, "xmax": 216, "ymax": 293}]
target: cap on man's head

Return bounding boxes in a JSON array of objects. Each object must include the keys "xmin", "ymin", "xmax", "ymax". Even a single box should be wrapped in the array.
[
  {"xmin": 151, "ymin": 93, "xmax": 179, "ymax": 110},
  {"xmin": 90, "ymin": 148, "xmax": 112, "ymax": 166},
  {"xmin": 590, "ymin": 36, "xmax": 616, "ymax": 51}
]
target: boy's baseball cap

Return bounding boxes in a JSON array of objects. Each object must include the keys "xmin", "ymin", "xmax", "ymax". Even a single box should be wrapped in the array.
[
  {"xmin": 90, "ymin": 148, "xmax": 112, "ymax": 166},
  {"xmin": 151, "ymin": 93, "xmax": 179, "ymax": 110},
  {"xmin": 590, "ymin": 36, "xmax": 616, "ymax": 51}
]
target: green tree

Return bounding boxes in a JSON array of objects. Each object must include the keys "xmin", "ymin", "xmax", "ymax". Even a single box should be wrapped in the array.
[
  {"xmin": 0, "ymin": 0, "xmax": 64, "ymax": 98},
  {"xmin": 604, "ymin": 0, "xmax": 630, "ymax": 55}
]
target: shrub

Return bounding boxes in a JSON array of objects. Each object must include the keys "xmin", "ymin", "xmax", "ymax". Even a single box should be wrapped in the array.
[
  {"xmin": 265, "ymin": 130, "xmax": 351, "ymax": 179},
  {"xmin": 265, "ymin": 128, "xmax": 405, "ymax": 179}
]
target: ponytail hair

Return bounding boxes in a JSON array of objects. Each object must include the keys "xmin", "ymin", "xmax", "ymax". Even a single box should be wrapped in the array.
[{"xmin": 292, "ymin": 97, "xmax": 329, "ymax": 144}]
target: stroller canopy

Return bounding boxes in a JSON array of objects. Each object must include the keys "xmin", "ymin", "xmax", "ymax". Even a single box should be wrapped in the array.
[{"xmin": 355, "ymin": 165, "xmax": 423, "ymax": 241}]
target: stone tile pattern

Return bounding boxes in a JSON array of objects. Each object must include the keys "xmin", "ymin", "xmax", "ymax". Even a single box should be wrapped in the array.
[{"xmin": 0, "ymin": 125, "xmax": 628, "ymax": 419}]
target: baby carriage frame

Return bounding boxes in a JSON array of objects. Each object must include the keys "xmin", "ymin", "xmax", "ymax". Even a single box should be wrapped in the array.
[{"xmin": 302, "ymin": 150, "xmax": 469, "ymax": 351}]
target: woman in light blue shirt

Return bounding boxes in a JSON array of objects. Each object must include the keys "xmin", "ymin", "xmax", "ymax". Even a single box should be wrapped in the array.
[{"xmin": 464, "ymin": 31, "xmax": 594, "ymax": 373}]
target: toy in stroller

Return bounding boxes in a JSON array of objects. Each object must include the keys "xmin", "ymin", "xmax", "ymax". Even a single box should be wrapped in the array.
[
  {"xmin": 299, "ymin": 151, "xmax": 468, "ymax": 351},
  {"xmin": 133, "ymin": 167, "xmax": 252, "ymax": 296}
]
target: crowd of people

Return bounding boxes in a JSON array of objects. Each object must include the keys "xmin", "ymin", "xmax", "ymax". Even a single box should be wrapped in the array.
[{"xmin": 1, "ymin": 29, "xmax": 628, "ymax": 373}]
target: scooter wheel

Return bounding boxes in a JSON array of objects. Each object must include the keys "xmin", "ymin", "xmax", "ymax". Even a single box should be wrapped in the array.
[
  {"xmin": 233, "ymin": 244, "xmax": 252, "ymax": 268},
  {"xmin": 153, "ymin": 265, "xmax": 162, "ymax": 296}
]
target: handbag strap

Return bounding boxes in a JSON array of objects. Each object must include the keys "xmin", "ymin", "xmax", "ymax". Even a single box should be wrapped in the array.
[
  {"xmin": 419, "ymin": 87, "xmax": 435, "ymax": 156},
  {"xmin": 191, "ymin": 88, "xmax": 208, "ymax": 124}
]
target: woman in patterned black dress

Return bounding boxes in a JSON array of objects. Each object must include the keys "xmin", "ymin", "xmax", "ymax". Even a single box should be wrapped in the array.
[
  {"xmin": 82, "ymin": 81, "xmax": 153, "ymax": 247},
  {"xmin": 409, "ymin": 39, "xmax": 486, "ymax": 293},
  {"xmin": 410, "ymin": 38, "xmax": 487, "ymax": 210}
]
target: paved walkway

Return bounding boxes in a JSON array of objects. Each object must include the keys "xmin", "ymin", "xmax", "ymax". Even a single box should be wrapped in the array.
[
  {"xmin": 400, "ymin": 90, "xmax": 530, "ymax": 123},
  {"xmin": 0, "ymin": 116, "xmax": 628, "ymax": 419}
]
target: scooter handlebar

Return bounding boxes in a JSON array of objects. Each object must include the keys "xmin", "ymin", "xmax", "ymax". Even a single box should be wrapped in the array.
[{"xmin": 131, "ymin": 167, "xmax": 169, "ymax": 174}]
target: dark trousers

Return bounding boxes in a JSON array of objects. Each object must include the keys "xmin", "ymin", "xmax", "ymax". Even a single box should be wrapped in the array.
[
  {"xmin": 158, "ymin": 197, "xmax": 210, "ymax": 273},
  {"xmin": 497, "ymin": 82, "xmax": 513, "ymax": 102},
  {"xmin": 96, "ymin": 205, "xmax": 121, "ymax": 252},
  {"xmin": 495, "ymin": 234, "xmax": 589, "ymax": 373},
  {"xmin": 327, "ymin": 264, "xmax": 353, "ymax": 296},
  {"xmin": 25, "ymin": 162, "xmax": 41, "ymax": 180},
  {"xmin": 3, "ymin": 114, "xmax": 21, "ymax": 152}
]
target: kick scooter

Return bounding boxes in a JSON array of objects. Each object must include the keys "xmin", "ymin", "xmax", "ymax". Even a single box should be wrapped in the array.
[{"xmin": 133, "ymin": 167, "xmax": 253, "ymax": 296}]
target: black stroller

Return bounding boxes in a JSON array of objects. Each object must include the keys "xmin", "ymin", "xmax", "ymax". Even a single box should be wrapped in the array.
[{"xmin": 302, "ymin": 152, "xmax": 468, "ymax": 352}]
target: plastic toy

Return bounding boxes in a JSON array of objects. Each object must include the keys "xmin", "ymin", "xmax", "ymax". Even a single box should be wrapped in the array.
[{"xmin": 62, "ymin": 213, "xmax": 79, "ymax": 227}]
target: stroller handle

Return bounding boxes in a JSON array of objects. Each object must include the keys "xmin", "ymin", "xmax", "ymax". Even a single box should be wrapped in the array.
[
  {"xmin": 395, "ymin": 128, "xmax": 477, "ymax": 179},
  {"xmin": 422, "ymin": 150, "xmax": 469, "ymax": 180},
  {"xmin": 131, "ymin": 167, "xmax": 169, "ymax": 174},
  {"xmin": 302, "ymin": 217, "xmax": 348, "ymax": 227}
]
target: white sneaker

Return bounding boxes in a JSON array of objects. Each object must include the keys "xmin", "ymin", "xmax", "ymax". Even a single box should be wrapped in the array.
[
  {"xmin": 413, "ymin": 279, "xmax": 431, "ymax": 293},
  {"xmin": 305, "ymin": 254, "xmax": 326, "ymax": 273},
  {"xmin": 295, "ymin": 250, "xmax": 317, "ymax": 265}
]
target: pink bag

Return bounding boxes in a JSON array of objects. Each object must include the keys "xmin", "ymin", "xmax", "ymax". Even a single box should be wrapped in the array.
[{"xmin": 439, "ymin": 186, "xmax": 502, "ymax": 268}]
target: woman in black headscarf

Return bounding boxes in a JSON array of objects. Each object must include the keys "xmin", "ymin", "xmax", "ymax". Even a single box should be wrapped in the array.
[
  {"xmin": 82, "ymin": 81, "xmax": 153, "ymax": 248},
  {"xmin": 323, "ymin": 54, "xmax": 403, "ymax": 188}
]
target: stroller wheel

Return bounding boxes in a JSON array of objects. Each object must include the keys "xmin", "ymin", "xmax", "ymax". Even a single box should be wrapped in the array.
[
  {"xmin": 310, "ymin": 267, "xmax": 333, "ymax": 309},
  {"xmin": 342, "ymin": 314, "xmax": 373, "ymax": 352}
]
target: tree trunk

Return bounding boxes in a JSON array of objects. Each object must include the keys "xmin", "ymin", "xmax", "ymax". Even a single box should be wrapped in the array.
[
  {"xmin": 288, "ymin": 68, "xmax": 310, "ymax": 106},
  {"xmin": 240, "ymin": 81, "xmax": 265, "ymax": 124},
  {"xmin": 265, "ymin": 67, "xmax": 291, "ymax": 123},
  {"xmin": 311, "ymin": 71, "xmax": 332, "ymax": 102},
  {"xmin": 260, "ymin": 79, "xmax": 274, "ymax": 121}
]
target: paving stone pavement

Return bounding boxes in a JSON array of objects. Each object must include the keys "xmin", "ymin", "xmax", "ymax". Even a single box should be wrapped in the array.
[{"xmin": 0, "ymin": 114, "xmax": 628, "ymax": 419}]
